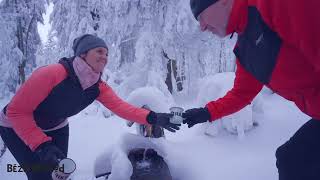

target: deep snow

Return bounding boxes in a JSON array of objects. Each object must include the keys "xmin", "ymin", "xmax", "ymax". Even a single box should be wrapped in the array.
[{"xmin": 0, "ymin": 76, "xmax": 309, "ymax": 180}]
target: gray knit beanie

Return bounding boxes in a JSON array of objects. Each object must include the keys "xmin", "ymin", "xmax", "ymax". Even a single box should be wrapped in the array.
[
  {"xmin": 190, "ymin": 0, "xmax": 219, "ymax": 19},
  {"xmin": 72, "ymin": 34, "xmax": 108, "ymax": 56}
]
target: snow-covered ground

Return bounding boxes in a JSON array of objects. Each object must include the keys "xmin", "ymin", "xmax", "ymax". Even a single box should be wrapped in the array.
[{"xmin": 0, "ymin": 82, "xmax": 309, "ymax": 180}]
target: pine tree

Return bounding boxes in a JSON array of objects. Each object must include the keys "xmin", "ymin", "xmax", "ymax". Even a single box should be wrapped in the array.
[
  {"xmin": 0, "ymin": 0, "xmax": 47, "ymax": 96},
  {"xmin": 49, "ymin": 0, "xmax": 236, "ymax": 97},
  {"xmin": 50, "ymin": 0, "xmax": 109, "ymax": 57}
]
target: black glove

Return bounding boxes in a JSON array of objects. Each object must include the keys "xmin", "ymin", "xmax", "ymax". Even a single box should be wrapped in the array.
[
  {"xmin": 35, "ymin": 141, "xmax": 66, "ymax": 169},
  {"xmin": 182, "ymin": 107, "xmax": 211, "ymax": 128},
  {"xmin": 147, "ymin": 111, "xmax": 181, "ymax": 132}
]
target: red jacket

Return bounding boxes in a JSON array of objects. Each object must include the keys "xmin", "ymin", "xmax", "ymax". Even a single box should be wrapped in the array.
[{"xmin": 206, "ymin": 0, "xmax": 320, "ymax": 120}]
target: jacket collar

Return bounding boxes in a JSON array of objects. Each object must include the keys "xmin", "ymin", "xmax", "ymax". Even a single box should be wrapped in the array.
[{"xmin": 226, "ymin": 0, "xmax": 248, "ymax": 35}]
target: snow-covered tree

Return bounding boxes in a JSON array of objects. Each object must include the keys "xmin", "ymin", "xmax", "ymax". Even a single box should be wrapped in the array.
[
  {"xmin": 49, "ymin": 0, "xmax": 237, "ymax": 99},
  {"xmin": 0, "ymin": 0, "xmax": 47, "ymax": 97},
  {"xmin": 36, "ymin": 32, "xmax": 60, "ymax": 66},
  {"xmin": 49, "ymin": 0, "xmax": 110, "ymax": 57}
]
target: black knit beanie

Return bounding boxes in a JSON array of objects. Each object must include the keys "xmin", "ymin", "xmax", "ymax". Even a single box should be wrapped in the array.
[
  {"xmin": 190, "ymin": 0, "xmax": 219, "ymax": 19},
  {"xmin": 72, "ymin": 34, "xmax": 108, "ymax": 56}
]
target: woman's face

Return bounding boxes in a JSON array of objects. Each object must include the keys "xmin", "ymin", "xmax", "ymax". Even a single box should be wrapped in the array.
[{"xmin": 81, "ymin": 47, "xmax": 108, "ymax": 73}]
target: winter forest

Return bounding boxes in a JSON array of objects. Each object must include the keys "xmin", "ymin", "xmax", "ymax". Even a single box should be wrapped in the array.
[
  {"xmin": 0, "ymin": 0, "xmax": 236, "ymax": 100},
  {"xmin": 0, "ymin": 0, "xmax": 311, "ymax": 180}
]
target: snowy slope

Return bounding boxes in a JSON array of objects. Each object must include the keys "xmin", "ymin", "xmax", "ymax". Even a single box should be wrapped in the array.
[
  {"xmin": 165, "ymin": 94, "xmax": 309, "ymax": 180},
  {"xmin": 0, "ymin": 91, "xmax": 309, "ymax": 180}
]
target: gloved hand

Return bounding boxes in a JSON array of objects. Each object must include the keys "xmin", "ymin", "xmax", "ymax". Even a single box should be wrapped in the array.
[
  {"xmin": 35, "ymin": 141, "xmax": 66, "ymax": 169},
  {"xmin": 147, "ymin": 111, "xmax": 181, "ymax": 132},
  {"xmin": 182, "ymin": 107, "xmax": 211, "ymax": 128}
]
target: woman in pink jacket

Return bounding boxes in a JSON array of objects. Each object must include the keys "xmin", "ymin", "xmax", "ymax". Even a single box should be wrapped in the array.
[{"xmin": 0, "ymin": 34, "xmax": 180, "ymax": 180}]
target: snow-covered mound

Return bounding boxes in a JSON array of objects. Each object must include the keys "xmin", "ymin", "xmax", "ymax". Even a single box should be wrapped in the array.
[
  {"xmin": 94, "ymin": 87, "xmax": 174, "ymax": 180},
  {"xmin": 126, "ymin": 86, "xmax": 174, "ymax": 114},
  {"xmin": 196, "ymin": 72, "xmax": 261, "ymax": 138},
  {"xmin": 125, "ymin": 86, "xmax": 177, "ymax": 136},
  {"xmin": 94, "ymin": 133, "xmax": 169, "ymax": 180}
]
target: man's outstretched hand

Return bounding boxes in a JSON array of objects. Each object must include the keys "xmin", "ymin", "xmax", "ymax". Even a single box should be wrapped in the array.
[{"xmin": 182, "ymin": 107, "xmax": 211, "ymax": 128}]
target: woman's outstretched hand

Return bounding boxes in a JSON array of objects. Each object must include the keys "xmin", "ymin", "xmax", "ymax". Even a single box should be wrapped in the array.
[{"xmin": 147, "ymin": 111, "xmax": 181, "ymax": 132}]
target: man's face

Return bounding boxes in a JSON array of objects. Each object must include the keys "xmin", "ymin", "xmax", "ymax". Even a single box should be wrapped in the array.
[
  {"xmin": 198, "ymin": 0, "xmax": 233, "ymax": 38},
  {"xmin": 81, "ymin": 47, "xmax": 108, "ymax": 73}
]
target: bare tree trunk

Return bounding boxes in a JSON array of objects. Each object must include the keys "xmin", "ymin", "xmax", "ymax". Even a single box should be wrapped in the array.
[
  {"xmin": 222, "ymin": 41, "xmax": 226, "ymax": 72},
  {"xmin": 17, "ymin": 24, "xmax": 28, "ymax": 85},
  {"xmin": 16, "ymin": 0, "xmax": 25, "ymax": 84},
  {"xmin": 218, "ymin": 43, "xmax": 223, "ymax": 73},
  {"xmin": 15, "ymin": 2, "xmax": 36, "ymax": 84},
  {"xmin": 218, "ymin": 40, "xmax": 226, "ymax": 73},
  {"xmin": 163, "ymin": 50, "xmax": 181, "ymax": 93}
]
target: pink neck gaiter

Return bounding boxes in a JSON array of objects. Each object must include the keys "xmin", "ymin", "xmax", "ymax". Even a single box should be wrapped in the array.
[{"xmin": 73, "ymin": 56, "xmax": 100, "ymax": 90}]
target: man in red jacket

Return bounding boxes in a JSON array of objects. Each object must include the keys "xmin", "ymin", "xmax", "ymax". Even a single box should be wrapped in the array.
[{"xmin": 183, "ymin": 0, "xmax": 320, "ymax": 179}]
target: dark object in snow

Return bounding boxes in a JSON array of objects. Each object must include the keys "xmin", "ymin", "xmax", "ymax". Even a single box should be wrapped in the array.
[
  {"xmin": 138, "ymin": 120, "xmax": 165, "ymax": 138},
  {"xmin": 128, "ymin": 148, "xmax": 172, "ymax": 180},
  {"xmin": 95, "ymin": 148, "xmax": 173, "ymax": 180},
  {"xmin": 138, "ymin": 105, "xmax": 165, "ymax": 138},
  {"xmin": 96, "ymin": 105, "xmax": 173, "ymax": 180},
  {"xmin": 128, "ymin": 105, "xmax": 172, "ymax": 180}
]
